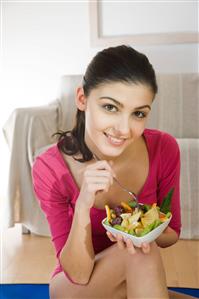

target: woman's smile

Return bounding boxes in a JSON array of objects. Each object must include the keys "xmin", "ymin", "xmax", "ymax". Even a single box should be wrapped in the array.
[{"xmin": 103, "ymin": 132, "xmax": 127, "ymax": 147}]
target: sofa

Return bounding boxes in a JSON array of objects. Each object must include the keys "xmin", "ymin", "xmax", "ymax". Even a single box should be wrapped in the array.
[{"xmin": 3, "ymin": 73, "xmax": 199, "ymax": 239}]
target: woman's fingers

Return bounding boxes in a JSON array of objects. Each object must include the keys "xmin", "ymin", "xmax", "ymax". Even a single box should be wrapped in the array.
[
  {"xmin": 141, "ymin": 242, "xmax": 151, "ymax": 254},
  {"xmin": 81, "ymin": 169, "xmax": 114, "ymax": 197},
  {"xmin": 86, "ymin": 160, "xmax": 116, "ymax": 178},
  {"xmin": 116, "ymin": 234, "xmax": 126, "ymax": 250},
  {"xmin": 84, "ymin": 173, "xmax": 114, "ymax": 187},
  {"xmin": 125, "ymin": 238, "xmax": 136, "ymax": 255},
  {"xmin": 106, "ymin": 232, "xmax": 126, "ymax": 250},
  {"xmin": 125, "ymin": 239, "xmax": 150, "ymax": 255},
  {"xmin": 81, "ymin": 161, "xmax": 116, "ymax": 196},
  {"xmin": 106, "ymin": 231, "xmax": 116, "ymax": 242},
  {"xmin": 106, "ymin": 232, "xmax": 150, "ymax": 254},
  {"xmin": 85, "ymin": 169, "xmax": 114, "ymax": 179}
]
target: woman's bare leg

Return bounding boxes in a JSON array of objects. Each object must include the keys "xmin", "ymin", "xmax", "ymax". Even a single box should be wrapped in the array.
[
  {"xmin": 50, "ymin": 243, "xmax": 127, "ymax": 299},
  {"xmin": 50, "ymin": 241, "xmax": 195, "ymax": 299},
  {"xmin": 125, "ymin": 241, "xmax": 169, "ymax": 299},
  {"xmin": 125, "ymin": 241, "xmax": 196, "ymax": 299}
]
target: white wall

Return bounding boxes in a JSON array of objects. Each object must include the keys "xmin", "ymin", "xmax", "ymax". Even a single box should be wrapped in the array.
[
  {"xmin": 101, "ymin": 1, "xmax": 197, "ymax": 34},
  {"xmin": 1, "ymin": 1, "xmax": 198, "ymax": 199}
]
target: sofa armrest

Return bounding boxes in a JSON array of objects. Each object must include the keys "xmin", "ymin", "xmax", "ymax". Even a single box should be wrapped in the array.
[
  {"xmin": 3, "ymin": 101, "xmax": 59, "ymax": 165},
  {"xmin": 177, "ymin": 138, "xmax": 199, "ymax": 239},
  {"xmin": 2, "ymin": 101, "xmax": 59, "ymax": 233}
]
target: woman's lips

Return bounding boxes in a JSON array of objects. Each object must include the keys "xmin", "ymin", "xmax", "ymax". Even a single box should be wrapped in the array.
[{"xmin": 104, "ymin": 133, "xmax": 126, "ymax": 147}]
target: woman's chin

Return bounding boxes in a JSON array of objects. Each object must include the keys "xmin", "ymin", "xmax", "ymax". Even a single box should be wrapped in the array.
[{"xmin": 96, "ymin": 146, "xmax": 125, "ymax": 160}]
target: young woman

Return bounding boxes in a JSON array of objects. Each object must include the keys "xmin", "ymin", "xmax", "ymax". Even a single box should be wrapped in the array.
[{"xmin": 32, "ymin": 45, "xmax": 192, "ymax": 299}]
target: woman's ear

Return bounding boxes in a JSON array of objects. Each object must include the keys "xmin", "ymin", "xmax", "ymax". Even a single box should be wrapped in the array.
[{"xmin": 75, "ymin": 87, "xmax": 87, "ymax": 111}]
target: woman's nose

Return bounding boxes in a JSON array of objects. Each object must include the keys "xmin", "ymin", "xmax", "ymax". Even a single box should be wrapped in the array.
[{"xmin": 114, "ymin": 117, "xmax": 131, "ymax": 137}]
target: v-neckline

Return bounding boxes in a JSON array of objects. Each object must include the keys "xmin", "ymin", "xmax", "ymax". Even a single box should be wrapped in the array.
[{"xmin": 56, "ymin": 129, "xmax": 152, "ymax": 209}]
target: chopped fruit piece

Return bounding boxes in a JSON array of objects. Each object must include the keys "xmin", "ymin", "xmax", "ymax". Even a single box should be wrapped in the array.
[
  {"xmin": 135, "ymin": 227, "xmax": 144, "ymax": 236},
  {"xmin": 121, "ymin": 218, "xmax": 129, "ymax": 228},
  {"xmin": 159, "ymin": 217, "xmax": 167, "ymax": 222},
  {"xmin": 128, "ymin": 211, "xmax": 142, "ymax": 224},
  {"xmin": 159, "ymin": 212, "xmax": 167, "ymax": 222},
  {"xmin": 105, "ymin": 205, "xmax": 111, "ymax": 222},
  {"xmin": 141, "ymin": 204, "xmax": 151, "ymax": 212},
  {"xmin": 120, "ymin": 213, "xmax": 132, "ymax": 220},
  {"xmin": 141, "ymin": 206, "xmax": 159, "ymax": 228},
  {"xmin": 166, "ymin": 212, "xmax": 172, "ymax": 219},
  {"xmin": 128, "ymin": 201, "xmax": 137, "ymax": 208},
  {"xmin": 111, "ymin": 213, "xmax": 116, "ymax": 219},
  {"xmin": 113, "ymin": 224, "xmax": 125, "ymax": 232},
  {"xmin": 111, "ymin": 216, "xmax": 122, "ymax": 226},
  {"xmin": 121, "ymin": 202, "xmax": 132, "ymax": 212},
  {"xmin": 114, "ymin": 205, "xmax": 125, "ymax": 216},
  {"xmin": 128, "ymin": 222, "xmax": 140, "ymax": 230}
]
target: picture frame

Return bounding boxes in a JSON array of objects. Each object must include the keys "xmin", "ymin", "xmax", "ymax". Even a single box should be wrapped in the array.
[{"xmin": 89, "ymin": 1, "xmax": 199, "ymax": 47}]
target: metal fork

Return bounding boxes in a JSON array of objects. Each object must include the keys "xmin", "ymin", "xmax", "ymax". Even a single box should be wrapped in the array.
[{"xmin": 93, "ymin": 153, "xmax": 139, "ymax": 206}]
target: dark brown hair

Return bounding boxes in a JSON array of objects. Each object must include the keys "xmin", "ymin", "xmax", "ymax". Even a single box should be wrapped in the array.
[{"xmin": 55, "ymin": 45, "xmax": 158, "ymax": 162}]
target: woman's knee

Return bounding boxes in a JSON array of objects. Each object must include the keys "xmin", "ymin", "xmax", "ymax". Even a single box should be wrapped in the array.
[
  {"xmin": 49, "ymin": 281, "xmax": 57, "ymax": 299},
  {"xmin": 124, "ymin": 241, "xmax": 163, "ymax": 270},
  {"xmin": 94, "ymin": 243, "xmax": 128, "ymax": 275},
  {"xmin": 49, "ymin": 272, "xmax": 71, "ymax": 299}
]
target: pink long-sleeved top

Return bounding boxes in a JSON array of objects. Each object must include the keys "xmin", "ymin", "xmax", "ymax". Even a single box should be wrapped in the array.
[{"xmin": 32, "ymin": 129, "xmax": 181, "ymax": 281}]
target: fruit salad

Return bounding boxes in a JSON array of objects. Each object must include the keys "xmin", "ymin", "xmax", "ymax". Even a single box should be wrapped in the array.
[{"xmin": 104, "ymin": 188, "xmax": 174, "ymax": 237}]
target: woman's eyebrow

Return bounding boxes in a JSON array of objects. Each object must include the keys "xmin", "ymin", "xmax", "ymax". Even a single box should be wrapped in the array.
[
  {"xmin": 99, "ymin": 96, "xmax": 123, "ymax": 107},
  {"xmin": 99, "ymin": 96, "xmax": 151, "ymax": 110},
  {"xmin": 134, "ymin": 105, "xmax": 151, "ymax": 110}
]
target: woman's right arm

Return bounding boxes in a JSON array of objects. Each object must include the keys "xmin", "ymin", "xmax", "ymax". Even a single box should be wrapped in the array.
[
  {"xmin": 59, "ymin": 160, "xmax": 116, "ymax": 285},
  {"xmin": 59, "ymin": 204, "xmax": 94, "ymax": 285}
]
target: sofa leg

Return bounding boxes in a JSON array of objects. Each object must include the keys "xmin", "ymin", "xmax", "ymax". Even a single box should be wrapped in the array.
[{"xmin": 21, "ymin": 224, "xmax": 31, "ymax": 234}]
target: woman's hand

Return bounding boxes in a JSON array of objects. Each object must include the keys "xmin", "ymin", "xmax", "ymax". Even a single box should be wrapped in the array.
[
  {"xmin": 76, "ymin": 160, "xmax": 116, "ymax": 210},
  {"xmin": 106, "ymin": 231, "xmax": 151, "ymax": 254}
]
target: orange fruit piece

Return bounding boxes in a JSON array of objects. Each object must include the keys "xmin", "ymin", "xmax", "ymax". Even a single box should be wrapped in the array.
[
  {"xmin": 121, "ymin": 202, "xmax": 133, "ymax": 213},
  {"xmin": 105, "ymin": 205, "xmax": 112, "ymax": 222}
]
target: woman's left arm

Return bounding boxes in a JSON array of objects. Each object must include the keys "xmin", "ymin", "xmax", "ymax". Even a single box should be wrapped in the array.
[
  {"xmin": 157, "ymin": 133, "xmax": 181, "ymax": 239},
  {"xmin": 155, "ymin": 226, "xmax": 179, "ymax": 248}
]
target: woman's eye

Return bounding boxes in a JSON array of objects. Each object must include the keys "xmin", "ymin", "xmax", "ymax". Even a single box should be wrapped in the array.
[
  {"xmin": 102, "ymin": 104, "xmax": 118, "ymax": 112},
  {"xmin": 134, "ymin": 111, "xmax": 146, "ymax": 118}
]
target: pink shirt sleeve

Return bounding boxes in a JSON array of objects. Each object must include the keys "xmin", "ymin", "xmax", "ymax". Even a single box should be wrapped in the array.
[
  {"xmin": 157, "ymin": 132, "xmax": 181, "ymax": 236},
  {"xmin": 32, "ymin": 155, "xmax": 73, "ymax": 259}
]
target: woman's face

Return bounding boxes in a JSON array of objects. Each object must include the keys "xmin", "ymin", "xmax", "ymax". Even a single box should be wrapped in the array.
[{"xmin": 82, "ymin": 81, "xmax": 154, "ymax": 160}]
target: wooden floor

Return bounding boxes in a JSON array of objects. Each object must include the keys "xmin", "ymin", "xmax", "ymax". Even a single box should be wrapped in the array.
[{"xmin": 1, "ymin": 224, "xmax": 199, "ymax": 288}]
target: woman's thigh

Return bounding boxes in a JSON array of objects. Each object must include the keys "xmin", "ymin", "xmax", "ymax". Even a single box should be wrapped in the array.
[
  {"xmin": 50, "ymin": 242, "xmax": 196, "ymax": 299},
  {"xmin": 50, "ymin": 244, "xmax": 127, "ymax": 299}
]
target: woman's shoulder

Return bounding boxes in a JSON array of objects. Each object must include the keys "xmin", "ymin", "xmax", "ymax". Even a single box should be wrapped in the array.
[
  {"xmin": 32, "ymin": 143, "xmax": 71, "ymax": 184},
  {"xmin": 33, "ymin": 144, "xmax": 65, "ymax": 169},
  {"xmin": 144, "ymin": 129, "xmax": 180, "ymax": 172},
  {"xmin": 32, "ymin": 144, "xmax": 78, "ymax": 197},
  {"xmin": 144, "ymin": 128, "xmax": 179, "ymax": 150},
  {"xmin": 144, "ymin": 128, "xmax": 175, "ymax": 139}
]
